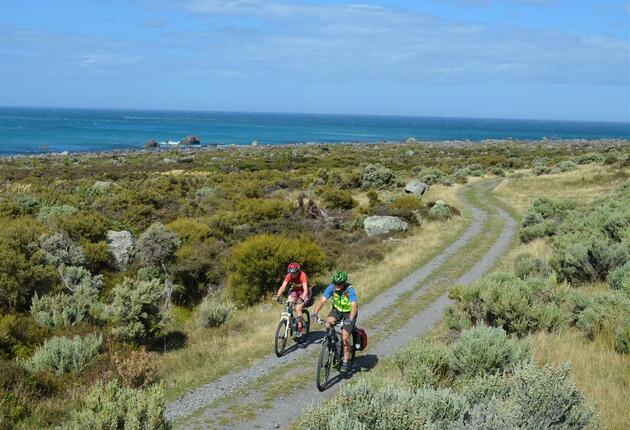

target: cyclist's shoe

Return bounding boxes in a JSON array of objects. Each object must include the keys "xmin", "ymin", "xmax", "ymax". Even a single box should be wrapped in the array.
[
  {"xmin": 340, "ymin": 361, "xmax": 351, "ymax": 374},
  {"xmin": 294, "ymin": 331, "xmax": 302, "ymax": 339}
]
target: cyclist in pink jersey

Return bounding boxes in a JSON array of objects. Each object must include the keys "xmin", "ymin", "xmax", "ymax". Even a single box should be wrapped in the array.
[{"xmin": 272, "ymin": 262, "xmax": 310, "ymax": 337}]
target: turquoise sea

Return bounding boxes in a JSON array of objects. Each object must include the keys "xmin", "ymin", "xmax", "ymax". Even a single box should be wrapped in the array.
[{"xmin": 0, "ymin": 107, "xmax": 628, "ymax": 155}]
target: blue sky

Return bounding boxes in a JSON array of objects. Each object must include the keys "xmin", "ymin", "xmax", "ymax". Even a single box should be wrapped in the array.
[{"xmin": 1, "ymin": 0, "xmax": 628, "ymax": 121}]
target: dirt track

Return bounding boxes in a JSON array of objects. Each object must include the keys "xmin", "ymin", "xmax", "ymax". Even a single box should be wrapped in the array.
[{"xmin": 167, "ymin": 180, "xmax": 516, "ymax": 429}]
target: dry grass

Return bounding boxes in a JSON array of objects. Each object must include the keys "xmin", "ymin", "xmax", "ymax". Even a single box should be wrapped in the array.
[
  {"xmin": 494, "ymin": 164, "xmax": 629, "ymax": 215},
  {"xmin": 533, "ymin": 329, "xmax": 630, "ymax": 430},
  {"xmin": 158, "ymin": 183, "xmax": 472, "ymax": 398}
]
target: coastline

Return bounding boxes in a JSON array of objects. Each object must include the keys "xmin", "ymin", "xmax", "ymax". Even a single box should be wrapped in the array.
[{"xmin": 1, "ymin": 137, "xmax": 628, "ymax": 161}]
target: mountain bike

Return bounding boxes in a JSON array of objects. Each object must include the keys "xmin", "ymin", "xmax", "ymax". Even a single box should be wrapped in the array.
[
  {"xmin": 274, "ymin": 298, "xmax": 311, "ymax": 357},
  {"xmin": 315, "ymin": 319, "xmax": 356, "ymax": 392}
]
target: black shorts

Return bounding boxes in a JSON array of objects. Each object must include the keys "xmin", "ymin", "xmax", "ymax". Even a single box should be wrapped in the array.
[{"xmin": 327, "ymin": 308, "xmax": 357, "ymax": 333}]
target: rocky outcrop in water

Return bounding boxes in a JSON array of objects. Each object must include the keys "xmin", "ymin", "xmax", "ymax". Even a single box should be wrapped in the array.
[
  {"xmin": 180, "ymin": 135, "xmax": 201, "ymax": 146},
  {"xmin": 144, "ymin": 139, "xmax": 159, "ymax": 148}
]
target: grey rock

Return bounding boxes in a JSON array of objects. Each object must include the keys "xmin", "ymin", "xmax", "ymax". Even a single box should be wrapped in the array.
[
  {"xmin": 180, "ymin": 135, "xmax": 201, "ymax": 145},
  {"xmin": 92, "ymin": 181, "xmax": 112, "ymax": 191},
  {"xmin": 364, "ymin": 216, "xmax": 408, "ymax": 237},
  {"xmin": 162, "ymin": 158, "xmax": 177, "ymax": 164},
  {"xmin": 106, "ymin": 230, "xmax": 135, "ymax": 270},
  {"xmin": 406, "ymin": 137, "xmax": 418, "ymax": 144},
  {"xmin": 144, "ymin": 139, "xmax": 159, "ymax": 148},
  {"xmin": 404, "ymin": 180, "xmax": 429, "ymax": 196},
  {"xmin": 435, "ymin": 199, "xmax": 446, "ymax": 206}
]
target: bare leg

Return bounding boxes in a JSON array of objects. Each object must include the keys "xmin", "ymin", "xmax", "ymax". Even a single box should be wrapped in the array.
[
  {"xmin": 342, "ymin": 329, "xmax": 351, "ymax": 362},
  {"xmin": 295, "ymin": 302, "xmax": 304, "ymax": 332}
]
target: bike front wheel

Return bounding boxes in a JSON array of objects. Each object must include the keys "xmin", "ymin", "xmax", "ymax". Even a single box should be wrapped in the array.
[
  {"xmin": 316, "ymin": 341, "xmax": 334, "ymax": 392},
  {"xmin": 274, "ymin": 319, "xmax": 289, "ymax": 357}
]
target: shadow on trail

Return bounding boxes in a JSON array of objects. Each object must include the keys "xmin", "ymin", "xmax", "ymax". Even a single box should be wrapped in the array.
[
  {"xmin": 277, "ymin": 329, "xmax": 327, "ymax": 357},
  {"xmin": 319, "ymin": 354, "xmax": 379, "ymax": 392}
]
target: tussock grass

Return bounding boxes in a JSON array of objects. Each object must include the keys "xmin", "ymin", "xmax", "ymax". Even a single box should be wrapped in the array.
[{"xmin": 533, "ymin": 329, "xmax": 630, "ymax": 430}]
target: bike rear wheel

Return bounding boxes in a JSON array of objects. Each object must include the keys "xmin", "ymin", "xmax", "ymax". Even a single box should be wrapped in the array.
[
  {"xmin": 316, "ymin": 341, "xmax": 334, "ymax": 392},
  {"xmin": 301, "ymin": 309, "xmax": 311, "ymax": 338},
  {"xmin": 274, "ymin": 319, "xmax": 289, "ymax": 357}
]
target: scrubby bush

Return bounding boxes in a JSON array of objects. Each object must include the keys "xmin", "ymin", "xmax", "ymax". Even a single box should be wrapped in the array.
[
  {"xmin": 415, "ymin": 168, "xmax": 447, "ymax": 185},
  {"xmin": 0, "ymin": 360, "xmax": 52, "ymax": 429},
  {"xmin": 196, "ymin": 295, "xmax": 235, "ymax": 328},
  {"xmin": 113, "ymin": 348, "xmax": 159, "ymax": 388},
  {"xmin": 519, "ymin": 220, "xmax": 557, "ymax": 243},
  {"xmin": 0, "ymin": 314, "xmax": 48, "ymax": 360},
  {"xmin": 298, "ymin": 361, "xmax": 594, "ymax": 430},
  {"xmin": 166, "ymin": 218, "xmax": 211, "ymax": 244},
  {"xmin": 614, "ymin": 319, "xmax": 630, "ymax": 354},
  {"xmin": 321, "ymin": 188, "xmax": 356, "ymax": 210},
  {"xmin": 82, "ymin": 240, "xmax": 110, "ymax": 272},
  {"xmin": 30, "ymin": 286, "xmax": 102, "ymax": 329},
  {"xmin": 171, "ymin": 239, "xmax": 224, "ymax": 304},
  {"xmin": 37, "ymin": 204, "xmax": 77, "ymax": 224},
  {"xmin": 452, "ymin": 169, "xmax": 469, "ymax": 184},
  {"xmin": 55, "ymin": 211, "xmax": 110, "ymax": 242},
  {"xmin": 236, "ymin": 198, "xmax": 295, "ymax": 224},
  {"xmin": 64, "ymin": 380, "xmax": 170, "ymax": 430},
  {"xmin": 0, "ymin": 219, "xmax": 58, "ymax": 312},
  {"xmin": 607, "ymin": 261, "xmax": 630, "ymax": 294},
  {"xmin": 393, "ymin": 340, "xmax": 450, "ymax": 388},
  {"xmin": 226, "ymin": 234, "xmax": 325, "ymax": 305},
  {"xmin": 23, "ymin": 333, "xmax": 102, "ymax": 375},
  {"xmin": 361, "ymin": 163, "xmax": 394, "ymax": 189},
  {"xmin": 450, "ymin": 326, "xmax": 530, "ymax": 378},
  {"xmin": 577, "ymin": 153, "xmax": 605, "ymax": 164},
  {"xmin": 532, "ymin": 164, "xmax": 551, "ymax": 176},
  {"xmin": 110, "ymin": 278, "xmax": 165, "ymax": 343},
  {"xmin": 576, "ymin": 291, "xmax": 629, "ymax": 347},
  {"xmin": 448, "ymin": 272, "xmax": 571, "ymax": 336},
  {"xmin": 556, "ymin": 160, "xmax": 577, "ymax": 172},
  {"xmin": 513, "ymin": 252, "xmax": 545, "ymax": 279},
  {"xmin": 39, "ymin": 232, "xmax": 86, "ymax": 268},
  {"xmin": 428, "ymin": 203, "xmax": 452, "ymax": 221},
  {"xmin": 137, "ymin": 223, "xmax": 180, "ymax": 269}
]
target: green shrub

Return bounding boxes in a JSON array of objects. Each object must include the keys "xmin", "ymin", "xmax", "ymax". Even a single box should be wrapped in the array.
[
  {"xmin": 0, "ymin": 314, "xmax": 48, "ymax": 360},
  {"xmin": 23, "ymin": 333, "xmax": 102, "ymax": 375},
  {"xmin": 532, "ymin": 164, "xmax": 551, "ymax": 175},
  {"xmin": 166, "ymin": 218, "xmax": 211, "ymax": 244},
  {"xmin": 64, "ymin": 380, "xmax": 170, "ymax": 430},
  {"xmin": 196, "ymin": 295, "xmax": 235, "ymax": 328},
  {"xmin": 55, "ymin": 211, "xmax": 110, "ymax": 242},
  {"xmin": 110, "ymin": 278, "xmax": 165, "ymax": 343},
  {"xmin": 453, "ymin": 169, "xmax": 468, "ymax": 184},
  {"xmin": 30, "ymin": 284, "xmax": 103, "ymax": 329},
  {"xmin": 0, "ymin": 219, "xmax": 58, "ymax": 312},
  {"xmin": 226, "ymin": 234, "xmax": 325, "ymax": 305},
  {"xmin": 236, "ymin": 198, "xmax": 295, "ymax": 224},
  {"xmin": 361, "ymin": 163, "xmax": 394, "ymax": 189},
  {"xmin": 428, "ymin": 203, "xmax": 452, "ymax": 221},
  {"xmin": 607, "ymin": 261, "xmax": 630, "ymax": 294},
  {"xmin": 171, "ymin": 239, "xmax": 224, "ymax": 304},
  {"xmin": 321, "ymin": 188, "xmax": 356, "ymax": 210},
  {"xmin": 450, "ymin": 326, "xmax": 530, "ymax": 378},
  {"xmin": 389, "ymin": 195, "xmax": 424, "ymax": 224},
  {"xmin": 82, "ymin": 240, "xmax": 110, "ymax": 272},
  {"xmin": 513, "ymin": 252, "xmax": 545, "ymax": 279},
  {"xmin": 393, "ymin": 340, "xmax": 450, "ymax": 388}
]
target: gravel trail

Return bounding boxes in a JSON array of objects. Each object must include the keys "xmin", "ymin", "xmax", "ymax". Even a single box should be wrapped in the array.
[{"xmin": 167, "ymin": 180, "xmax": 514, "ymax": 428}]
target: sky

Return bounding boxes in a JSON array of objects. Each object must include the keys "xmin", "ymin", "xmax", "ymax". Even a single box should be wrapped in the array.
[{"xmin": 0, "ymin": 0, "xmax": 629, "ymax": 121}]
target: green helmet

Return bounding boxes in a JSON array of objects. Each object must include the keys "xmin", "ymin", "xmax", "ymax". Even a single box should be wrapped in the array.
[{"xmin": 332, "ymin": 271, "xmax": 348, "ymax": 284}]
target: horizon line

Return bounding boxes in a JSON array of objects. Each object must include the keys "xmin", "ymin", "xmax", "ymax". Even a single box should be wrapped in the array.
[{"xmin": 1, "ymin": 105, "xmax": 628, "ymax": 125}]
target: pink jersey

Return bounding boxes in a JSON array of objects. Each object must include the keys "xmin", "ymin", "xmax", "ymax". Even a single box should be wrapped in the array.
[{"xmin": 284, "ymin": 272, "xmax": 308, "ymax": 293}]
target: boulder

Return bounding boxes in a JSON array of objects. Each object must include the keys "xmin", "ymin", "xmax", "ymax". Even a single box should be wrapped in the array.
[
  {"xmin": 106, "ymin": 230, "xmax": 135, "ymax": 271},
  {"xmin": 180, "ymin": 135, "xmax": 201, "ymax": 146},
  {"xmin": 144, "ymin": 139, "xmax": 159, "ymax": 148},
  {"xmin": 92, "ymin": 181, "xmax": 112, "ymax": 191},
  {"xmin": 364, "ymin": 216, "xmax": 408, "ymax": 237},
  {"xmin": 406, "ymin": 137, "xmax": 418, "ymax": 144},
  {"xmin": 404, "ymin": 180, "xmax": 429, "ymax": 196}
]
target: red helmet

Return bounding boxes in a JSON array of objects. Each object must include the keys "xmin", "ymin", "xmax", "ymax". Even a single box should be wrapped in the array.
[{"xmin": 287, "ymin": 262, "xmax": 301, "ymax": 274}]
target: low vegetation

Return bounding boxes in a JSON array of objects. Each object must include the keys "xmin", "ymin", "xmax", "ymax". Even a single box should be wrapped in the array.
[{"xmin": 0, "ymin": 139, "xmax": 626, "ymax": 428}]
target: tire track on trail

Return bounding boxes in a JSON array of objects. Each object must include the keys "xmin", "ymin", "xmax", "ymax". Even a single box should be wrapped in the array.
[{"xmin": 166, "ymin": 181, "xmax": 512, "ymax": 427}]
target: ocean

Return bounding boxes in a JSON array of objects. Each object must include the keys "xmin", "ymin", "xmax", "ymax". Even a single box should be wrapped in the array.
[{"xmin": 0, "ymin": 107, "xmax": 628, "ymax": 155}]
